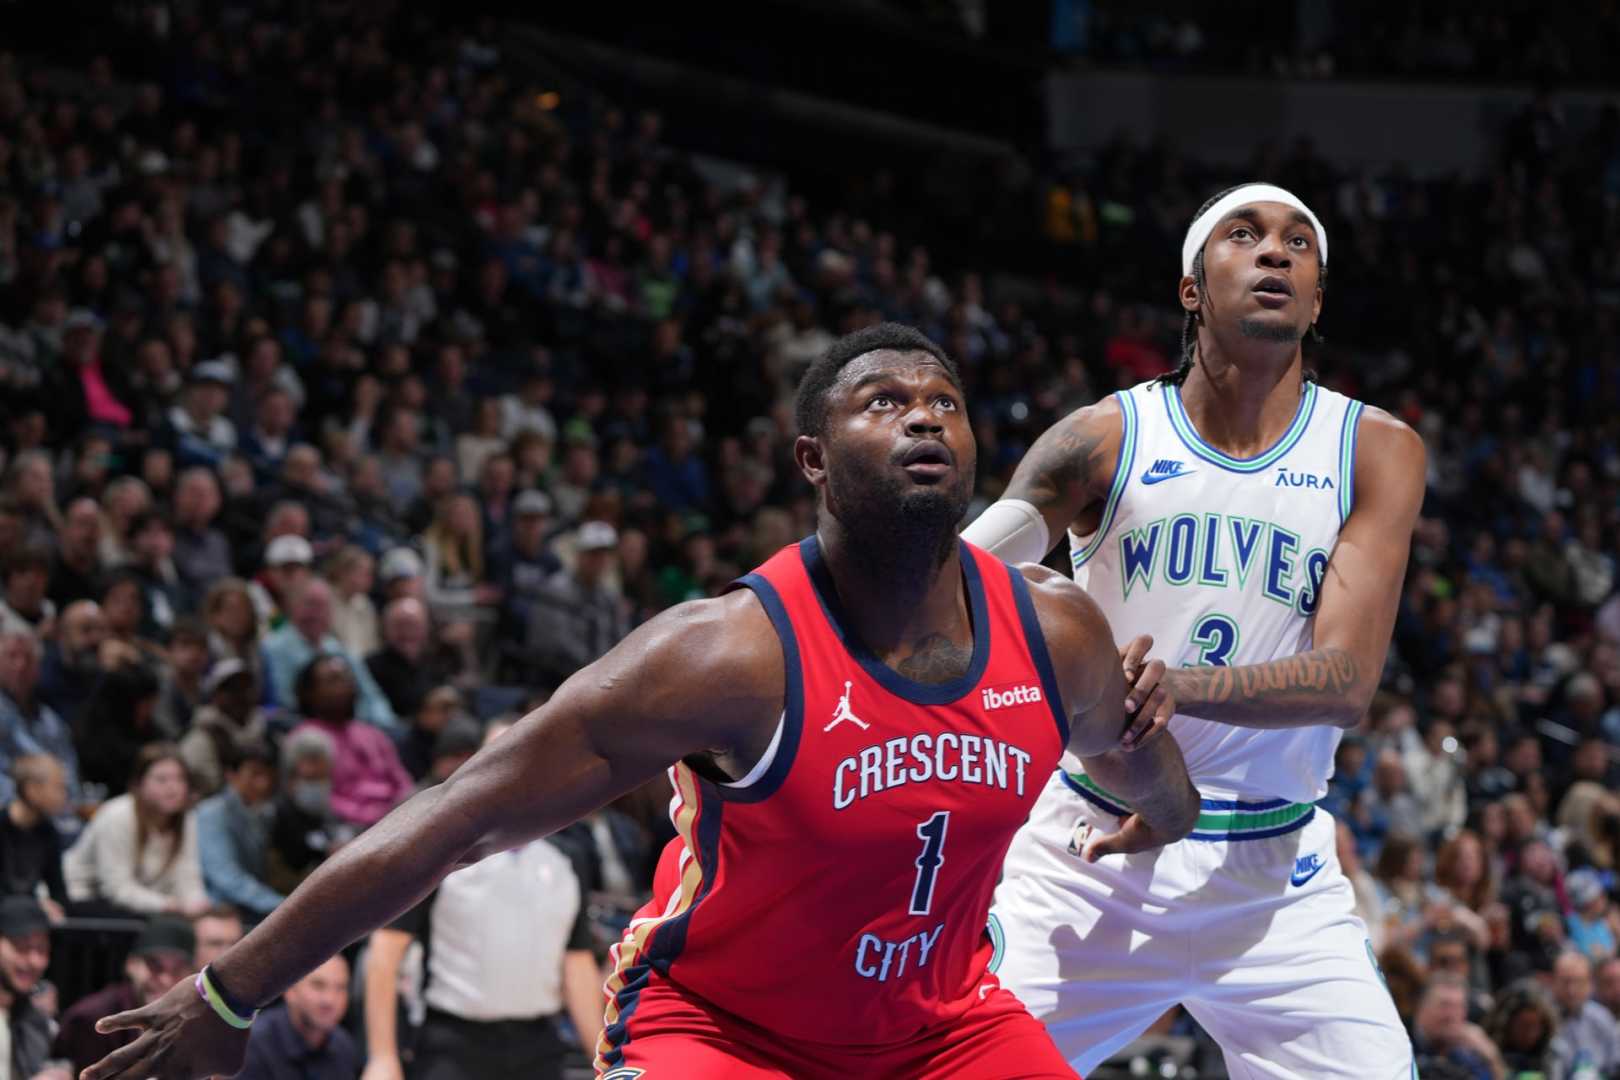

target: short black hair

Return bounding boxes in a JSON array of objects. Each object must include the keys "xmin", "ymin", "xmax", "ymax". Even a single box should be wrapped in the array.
[{"xmin": 793, "ymin": 323, "xmax": 962, "ymax": 437}]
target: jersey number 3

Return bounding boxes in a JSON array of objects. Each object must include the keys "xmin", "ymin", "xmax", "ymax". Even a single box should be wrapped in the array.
[
  {"xmin": 909, "ymin": 811, "xmax": 951, "ymax": 916},
  {"xmin": 1189, "ymin": 613, "xmax": 1240, "ymax": 667}
]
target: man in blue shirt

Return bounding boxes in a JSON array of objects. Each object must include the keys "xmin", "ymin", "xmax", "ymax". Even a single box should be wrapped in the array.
[
  {"xmin": 196, "ymin": 740, "xmax": 284, "ymax": 922},
  {"xmin": 261, "ymin": 579, "xmax": 395, "ymax": 731}
]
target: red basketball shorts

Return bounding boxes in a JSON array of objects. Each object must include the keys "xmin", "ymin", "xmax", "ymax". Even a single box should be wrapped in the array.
[{"xmin": 595, "ymin": 971, "xmax": 1078, "ymax": 1079}]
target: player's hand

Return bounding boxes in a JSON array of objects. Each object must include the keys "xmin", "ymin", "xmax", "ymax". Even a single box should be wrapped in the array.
[
  {"xmin": 1118, "ymin": 635, "xmax": 1172, "ymax": 751},
  {"xmin": 1078, "ymin": 813, "xmax": 1176, "ymax": 861},
  {"xmin": 78, "ymin": 977, "xmax": 250, "ymax": 1080}
]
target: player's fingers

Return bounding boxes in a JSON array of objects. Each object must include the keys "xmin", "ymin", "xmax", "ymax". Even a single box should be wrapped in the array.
[
  {"xmin": 1081, "ymin": 817, "xmax": 1137, "ymax": 861},
  {"xmin": 1123, "ymin": 657, "xmax": 1166, "ymax": 714},
  {"xmin": 1118, "ymin": 634, "xmax": 1154, "ymax": 672},
  {"xmin": 78, "ymin": 1029, "xmax": 160, "ymax": 1080},
  {"xmin": 1122, "ymin": 686, "xmax": 1171, "ymax": 750},
  {"xmin": 92, "ymin": 1003, "xmax": 156, "ymax": 1036}
]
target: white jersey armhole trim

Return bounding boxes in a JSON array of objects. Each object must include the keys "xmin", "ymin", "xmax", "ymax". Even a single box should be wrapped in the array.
[
  {"xmin": 1070, "ymin": 389, "xmax": 1138, "ymax": 570},
  {"xmin": 1337, "ymin": 399, "xmax": 1365, "ymax": 524},
  {"xmin": 721, "ymin": 710, "xmax": 786, "ymax": 789}
]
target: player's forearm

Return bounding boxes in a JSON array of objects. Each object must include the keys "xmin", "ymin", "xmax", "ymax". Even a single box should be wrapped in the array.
[
  {"xmin": 1165, "ymin": 647, "xmax": 1369, "ymax": 729},
  {"xmin": 211, "ymin": 784, "xmax": 477, "ymax": 1008},
  {"xmin": 1081, "ymin": 736, "xmax": 1199, "ymax": 841}
]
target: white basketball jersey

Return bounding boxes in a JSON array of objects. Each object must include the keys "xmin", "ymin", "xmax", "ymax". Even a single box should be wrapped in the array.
[{"xmin": 1070, "ymin": 378, "xmax": 1365, "ymax": 803}]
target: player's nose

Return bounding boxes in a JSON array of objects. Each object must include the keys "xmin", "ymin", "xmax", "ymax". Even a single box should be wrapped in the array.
[
  {"xmin": 904, "ymin": 406, "xmax": 945, "ymax": 435},
  {"xmin": 1255, "ymin": 234, "xmax": 1293, "ymax": 269}
]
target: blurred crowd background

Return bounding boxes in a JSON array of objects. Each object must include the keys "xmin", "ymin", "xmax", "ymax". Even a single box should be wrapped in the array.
[{"xmin": 0, "ymin": 1, "xmax": 1617, "ymax": 1078}]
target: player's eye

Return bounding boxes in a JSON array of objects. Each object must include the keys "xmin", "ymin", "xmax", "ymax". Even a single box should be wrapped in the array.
[
  {"xmin": 1229, "ymin": 226, "xmax": 1253, "ymax": 241},
  {"xmin": 934, "ymin": 396, "xmax": 958, "ymax": 411},
  {"xmin": 868, "ymin": 394, "xmax": 895, "ymax": 410},
  {"xmin": 1289, "ymin": 235, "xmax": 1311, "ymax": 249}
]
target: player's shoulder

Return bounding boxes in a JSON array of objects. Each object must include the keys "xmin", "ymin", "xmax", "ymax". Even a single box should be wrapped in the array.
[
  {"xmin": 1353, "ymin": 403, "xmax": 1426, "ymax": 473},
  {"xmin": 628, "ymin": 590, "xmax": 784, "ymax": 703},
  {"xmin": 1014, "ymin": 563, "xmax": 1113, "ymax": 667}
]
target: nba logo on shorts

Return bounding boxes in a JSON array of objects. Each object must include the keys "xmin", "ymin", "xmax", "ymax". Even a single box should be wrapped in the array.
[{"xmin": 600, "ymin": 1069, "xmax": 646, "ymax": 1080}]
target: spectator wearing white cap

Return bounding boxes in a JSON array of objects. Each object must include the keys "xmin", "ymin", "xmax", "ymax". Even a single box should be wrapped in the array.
[
  {"xmin": 164, "ymin": 359, "xmax": 238, "ymax": 469},
  {"xmin": 250, "ymin": 533, "xmax": 314, "ymax": 633},
  {"xmin": 377, "ymin": 546, "xmax": 426, "ymax": 604},
  {"xmin": 524, "ymin": 521, "xmax": 628, "ymax": 688}
]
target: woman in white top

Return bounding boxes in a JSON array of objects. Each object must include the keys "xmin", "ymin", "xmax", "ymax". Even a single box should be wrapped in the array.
[{"xmin": 64, "ymin": 743, "xmax": 209, "ymax": 918}]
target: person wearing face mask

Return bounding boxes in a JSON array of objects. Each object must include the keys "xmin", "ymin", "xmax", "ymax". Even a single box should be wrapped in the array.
[
  {"xmin": 266, "ymin": 727, "xmax": 342, "ymax": 895},
  {"xmin": 196, "ymin": 741, "xmax": 284, "ymax": 923},
  {"xmin": 179, "ymin": 660, "xmax": 269, "ymax": 799}
]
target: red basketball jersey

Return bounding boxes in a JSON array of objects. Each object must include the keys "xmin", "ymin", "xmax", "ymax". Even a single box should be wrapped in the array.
[{"xmin": 599, "ymin": 536, "xmax": 1072, "ymax": 1057}]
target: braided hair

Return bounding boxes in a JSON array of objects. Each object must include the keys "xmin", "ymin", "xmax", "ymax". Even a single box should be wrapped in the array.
[{"xmin": 1158, "ymin": 184, "xmax": 1327, "ymax": 387}]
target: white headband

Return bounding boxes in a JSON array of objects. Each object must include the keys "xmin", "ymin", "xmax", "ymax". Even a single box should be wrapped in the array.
[{"xmin": 1181, "ymin": 183, "xmax": 1327, "ymax": 277}]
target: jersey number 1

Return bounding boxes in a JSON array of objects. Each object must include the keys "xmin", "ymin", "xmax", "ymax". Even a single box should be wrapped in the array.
[{"xmin": 910, "ymin": 811, "xmax": 951, "ymax": 916}]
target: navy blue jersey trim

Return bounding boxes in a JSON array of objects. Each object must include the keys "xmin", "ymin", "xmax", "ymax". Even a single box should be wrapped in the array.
[
  {"xmin": 799, "ymin": 535, "xmax": 991, "ymax": 705},
  {"xmin": 1005, "ymin": 563, "xmax": 1071, "ymax": 749},
  {"xmin": 710, "ymin": 573, "xmax": 804, "ymax": 803}
]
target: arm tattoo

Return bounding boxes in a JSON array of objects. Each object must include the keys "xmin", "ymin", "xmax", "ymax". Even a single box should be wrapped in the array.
[
  {"xmin": 1169, "ymin": 648, "xmax": 1362, "ymax": 729},
  {"xmin": 895, "ymin": 633, "xmax": 974, "ymax": 685},
  {"xmin": 1005, "ymin": 417, "xmax": 1106, "ymax": 515}
]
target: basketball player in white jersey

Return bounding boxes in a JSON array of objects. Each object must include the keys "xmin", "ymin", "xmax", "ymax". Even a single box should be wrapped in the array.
[{"xmin": 962, "ymin": 183, "xmax": 1425, "ymax": 1077}]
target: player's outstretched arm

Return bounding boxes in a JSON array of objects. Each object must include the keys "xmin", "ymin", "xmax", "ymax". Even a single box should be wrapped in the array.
[
  {"xmin": 1024, "ymin": 565, "xmax": 1199, "ymax": 857},
  {"xmin": 79, "ymin": 592, "xmax": 783, "ymax": 1080},
  {"xmin": 960, "ymin": 399, "xmax": 1122, "ymax": 564},
  {"xmin": 1165, "ymin": 407, "xmax": 1426, "ymax": 730}
]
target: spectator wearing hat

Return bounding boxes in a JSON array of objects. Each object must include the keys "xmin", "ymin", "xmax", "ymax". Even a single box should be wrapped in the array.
[
  {"xmin": 262, "ymin": 578, "xmax": 396, "ymax": 732},
  {"xmin": 164, "ymin": 359, "xmax": 238, "ymax": 470},
  {"xmin": 251, "ymin": 533, "xmax": 314, "ymax": 633},
  {"xmin": 171, "ymin": 466, "xmax": 232, "ymax": 596},
  {"xmin": 196, "ymin": 739, "xmax": 284, "ymax": 921},
  {"xmin": 0, "ymin": 755, "xmax": 69, "ymax": 920},
  {"xmin": 45, "ymin": 308, "xmax": 136, "ymax": 444},
  {"xmin": 235, "ymin": 954, "xmax": 359, "ymax": 1080},
  {"xmin": 1565, "ymin": 868, "xmax": 1620, "ymax": 963},
  {"xmin": 1550, "ymin": 950, "xmax": 1620, "ymax": 1077},
  {"xmin": 63, "ymin": 744, "xmax": 207, "ymax": 918},
  {"xmin": 363, "ymin": 720, "xmax": 601, "ymax": 1080},
  {"xmin": 52, "ymin": 916, "xmax": 194, "ymax": 1076},
  {"xmin": 0, "ymin": 548, "xmax": 55, "ymax": 640},
  {"xmin": 377, "ymin": 547, "xmax": 426, "ymax": 605},
  {"xmin": 525, "ymin": 521, "xmax": 628, "ymax": 688},
  {"xmin": 491, "ymin": 490, "xmax": 561, "ymax": 621},
  {"xmin": 180, "ymin": 657, "xmax": 269, "ymax": 798},
  {"xmin": 0, "ymin": 897, "xmax": 57, "ymax": 1078}
]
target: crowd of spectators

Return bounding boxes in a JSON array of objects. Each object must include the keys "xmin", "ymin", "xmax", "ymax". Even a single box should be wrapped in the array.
[{"xmin": 0, "ymin": 1, "xmax": 1615, "ymax": 1077}]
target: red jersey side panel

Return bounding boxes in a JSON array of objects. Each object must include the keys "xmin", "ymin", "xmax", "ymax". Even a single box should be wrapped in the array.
[{"xmin": 597, "ymin": 537, "xmax": 1072, "ymax": 1069}]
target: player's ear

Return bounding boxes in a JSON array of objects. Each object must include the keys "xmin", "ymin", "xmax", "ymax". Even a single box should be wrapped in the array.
[
  {"xmin": 795, "ymin": 434, "xmax": 828, "ymax": 488},
  {"xmin": 1178, "ymin": 274, "xmax": 1200, "ymax": 319}
]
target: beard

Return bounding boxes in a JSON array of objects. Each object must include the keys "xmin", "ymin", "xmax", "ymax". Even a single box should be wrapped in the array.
[
  {"xmin": 1236, "ymin": 315, "xmax": 1306, "ymax": 344},
  {"xmin": 823, "ymin": 450, "xmax": 973, "ymax": 584}
]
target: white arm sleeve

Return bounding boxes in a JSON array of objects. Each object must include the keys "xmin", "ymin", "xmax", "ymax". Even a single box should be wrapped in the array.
[{"xmin": 960, "ymin": 498, "xmax": 1053, "ymax": 566}]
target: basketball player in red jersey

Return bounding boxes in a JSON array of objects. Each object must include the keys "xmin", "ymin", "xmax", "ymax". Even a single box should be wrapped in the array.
[{"xmin": 81, "ymin": 323, "xmax": 1199, "ymax": 1080}]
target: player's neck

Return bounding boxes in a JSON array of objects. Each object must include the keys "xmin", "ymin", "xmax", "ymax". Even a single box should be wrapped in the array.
[
  {"xmin": 1179, "ymin": 336, "xmax": 1305, "ymax": 458},
  {"xmin": 816, "ymin": 516, "xmax": 965, "ymax": 655}
]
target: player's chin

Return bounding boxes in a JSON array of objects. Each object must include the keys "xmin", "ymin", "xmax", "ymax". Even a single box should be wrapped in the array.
[{"xmin": 1235, "ymin": 312, "xmax": 1307, "ymax": 344}]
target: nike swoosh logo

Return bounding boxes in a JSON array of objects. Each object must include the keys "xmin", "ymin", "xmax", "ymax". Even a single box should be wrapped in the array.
[
  {"xmin": 1139, "ymin": 468, "xmax": 1196, "ymax": 485},
  {"xmin": 1290, "ymin": 863, "xmax": 1325, "ymax": 887}
]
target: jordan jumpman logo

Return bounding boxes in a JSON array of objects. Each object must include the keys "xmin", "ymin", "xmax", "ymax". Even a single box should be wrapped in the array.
[{"xmin": 825, "ymin": 681, "xmax": 870, "ymax": 732}]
